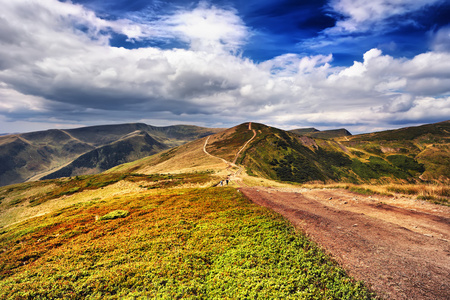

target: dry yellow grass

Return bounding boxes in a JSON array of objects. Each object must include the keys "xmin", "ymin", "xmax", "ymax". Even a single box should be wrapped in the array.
[
  {"xmin": 300, "ymin": 182, "xmax": 450, "ymax": 205},
  {"xmin": 109, "ymin": 137, "xmax": 229, "ymax": 176},
  {"xmin": 0, "ymin": 180, "xmax": 152, "ymax": 228}
]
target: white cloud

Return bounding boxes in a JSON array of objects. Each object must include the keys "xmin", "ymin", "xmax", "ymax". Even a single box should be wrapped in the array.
[
  {"xmin": 0, "ymin": 0, "xmax": 449, "ymax": 134},
  {"xmin": 326, "ymin": 0, "xmax": 445, "ymax": 34},
  {"xmin": 162, "ymin": 2, "xmax": 249, "ymax": 53},
  {"xmin": 431, "ymin": 25, "xmax": 450, "ymax": 52}
]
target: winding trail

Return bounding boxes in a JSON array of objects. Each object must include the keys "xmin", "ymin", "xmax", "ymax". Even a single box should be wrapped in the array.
[
  {"xmin": 203, "ymin": 136, "xmax": 236, "ymax": 169},
  {"xmin": 203, "ymin": 122, "xmax": 257, "ymax": 183},
  {"xmin": 233, "ymin": 123, "xmax": 257, "ymax": 164}
]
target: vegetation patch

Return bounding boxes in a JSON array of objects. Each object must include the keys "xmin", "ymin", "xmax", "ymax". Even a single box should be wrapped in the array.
[
  {"xmin": 6, "ymin": 172, "xmax": 213, "ymax": 208},
  {"xmin": 98, "ymin": 210, "xmax": 129, "ymax": 221},
  {"xmin": 386, "ymin": 155, "xmax": 425, "ymax": 174},
  {"xmin": 0, "ymin": 187, "xmax": 373, "ymax": 299}
]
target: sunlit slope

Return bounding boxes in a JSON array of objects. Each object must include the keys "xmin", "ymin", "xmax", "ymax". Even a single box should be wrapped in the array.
[
  {"xmin": 339, "ymin": 120, "xmax": 450, "ymax": 181},
  {"xmin": 108, "ymin": 136, "xmax": 229, "ymax": 175},
  {"xmin": 110, "ymin": 121, "xmax": 448, "ymax": 184},
  {"xmin": 0, "ymin": 173, "xmax": 373, "ymax": 299},
  {"xmin": 108, "ymin": 123, "xmax": 258, "ymax": 176}
]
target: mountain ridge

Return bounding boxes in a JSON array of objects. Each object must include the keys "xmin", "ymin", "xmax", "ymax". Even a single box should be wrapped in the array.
[{"xmin": 0, "ymin": 123, "xmax": 223, "ymax": 186}]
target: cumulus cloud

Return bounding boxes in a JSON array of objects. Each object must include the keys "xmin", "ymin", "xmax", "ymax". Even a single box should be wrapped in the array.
[
  {"xmin": 0, "ymin": 0, "xmax": 449, "ymax": 134},
  {"xmin": 326, "ymin": 0, "xmax": 445, "ymax": 34}
]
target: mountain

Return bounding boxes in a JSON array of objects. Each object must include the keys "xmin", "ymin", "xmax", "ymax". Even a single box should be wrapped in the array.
[
  {"xmin": 289, "ymin": 128, "xmax": 319, "ymax": 135},
  {"xmin": 290, "ymin": 128, "xmax": 352, "ymax": 139},
  {"xmin": 113, "ymin": 121, "xmax": 449, "ymax": 184},
  {"xmin": 0, "ymin": 123, "xmax": 222, "ymax": 186}
]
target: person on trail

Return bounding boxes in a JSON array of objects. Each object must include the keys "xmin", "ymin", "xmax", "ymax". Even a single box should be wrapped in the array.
[
  {"xmin": 226, "ymin": 179, "xmax": 229, "ymax": 185},
  {"xmin": 220, "ymin": 180, "xmax": 223, "ymax": 186}
]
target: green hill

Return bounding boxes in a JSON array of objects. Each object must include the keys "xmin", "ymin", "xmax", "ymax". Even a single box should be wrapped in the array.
[
  {"xmin": 221, "ymin": 123, "xmax": 429, "ymax": 184},
  {"xmin": 341, "ymin": 120, "xmax": 450, "ymax": 181},
  {"xmin": 109, "ymin": 121, "xmax": 449, "ymax": 185}
]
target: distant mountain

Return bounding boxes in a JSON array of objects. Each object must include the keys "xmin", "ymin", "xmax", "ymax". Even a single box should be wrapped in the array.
[
  {"xmin": 290, "ymin": 128, "xmax": 352, "ymax": 139},
  {"xmin": 0, "ymin": 123, "xmax": 222, "ymax": 186},
  {"xmin": 115, "ymin": 121, "xmax": 449, "ymax": 184},
  {"xmin": 289, "ymin": 128, "xmax": 319, "ymax": 135}
]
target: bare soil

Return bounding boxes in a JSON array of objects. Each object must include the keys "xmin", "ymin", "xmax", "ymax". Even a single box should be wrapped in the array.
[{"xmin": 239, "ymin": 187, "xmax": 450, "ymax": 300}]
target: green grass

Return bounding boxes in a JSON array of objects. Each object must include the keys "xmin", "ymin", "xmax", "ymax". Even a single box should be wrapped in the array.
[{"xmin": 0, "ymin": 187, "xmax": 373, "ymax": 299}]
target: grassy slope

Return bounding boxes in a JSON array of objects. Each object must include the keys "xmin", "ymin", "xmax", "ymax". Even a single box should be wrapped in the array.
[
  {"xmin": 235, "ymin": 122, "xmax": 450, "ymax": 185},
  {"xmin": 0, "ymin": 173, "xmax": 373, "ymax": 299},
  {"xmin": 108, "ymin": 137, "xmax": 230, "ymax": 177},
  {"xmin": 340, "ymin": 120, "xmax": 450, "ymax": 181},
  {"xmin": 110, "ymin": 121, "xmax": 449, "ymax": 185}
]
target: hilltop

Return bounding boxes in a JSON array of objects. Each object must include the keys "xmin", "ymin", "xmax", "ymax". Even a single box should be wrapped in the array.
[
  {"xmin": 0, "ymin": 123, "xmax": 222, "ymax": 186},
  {"xmin": 112, "ymin": 121, "xmax": 449, "ymax": 187}
]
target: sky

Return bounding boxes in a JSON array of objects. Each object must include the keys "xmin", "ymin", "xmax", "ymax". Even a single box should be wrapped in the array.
[{"xmin": 0, "ymin": 0, "xmax": 449, "ymax": 134}]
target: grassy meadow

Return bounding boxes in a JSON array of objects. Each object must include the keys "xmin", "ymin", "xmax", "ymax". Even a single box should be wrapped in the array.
[{"xmin": 0, "ymin": 173, "xmax": 373, "ymax": 299}]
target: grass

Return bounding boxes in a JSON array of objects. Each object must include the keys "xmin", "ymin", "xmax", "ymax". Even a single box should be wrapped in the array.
[
  {"xmin": 2, "ymin": 172, "xmax": 214, "ymax": 209},
  {"xmin": 0, "ymin": 184, "xmax": 374, "ymax": 299},
  {"xmin": 301, "ymin": 182, "xmax": 450, "ymax": 206}
]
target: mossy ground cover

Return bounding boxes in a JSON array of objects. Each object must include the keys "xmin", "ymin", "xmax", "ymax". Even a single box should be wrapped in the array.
[{"xmin": 0, "ymin": 186, "xmax": 373, "ymax": 299}]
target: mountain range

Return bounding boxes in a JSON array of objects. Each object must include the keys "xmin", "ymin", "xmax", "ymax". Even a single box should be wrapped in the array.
[
  {"xmin": 0, "ymin": 123, "xmax": 222, "ymax": 186},
  {"xmin": 1, "ymin": 120, "xmax": 449, "ymax": 187}
]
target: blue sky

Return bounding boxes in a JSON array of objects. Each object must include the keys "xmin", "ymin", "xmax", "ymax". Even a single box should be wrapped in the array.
[{"xmin": 0, "ymin": 0, "xmax": 449, "ymax": 134}]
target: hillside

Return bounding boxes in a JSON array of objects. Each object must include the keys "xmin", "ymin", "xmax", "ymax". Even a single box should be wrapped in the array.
[
  {"xmin": 0, "ymin": 172, "xmax": 373, "ymax": 299},
  {"xmin": 0, "ymin": 123, "xmax": 222, "ymax": 186},
  {"xmin": 339, "ymin": 120, "xmax": 450, "ymax": 181},
  {"xmin": 109, "ymin": 121, "xmax": 449, "ymax": 185}
]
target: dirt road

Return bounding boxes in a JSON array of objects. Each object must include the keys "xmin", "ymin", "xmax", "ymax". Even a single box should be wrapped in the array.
[{"xmin": 239, "ymin": 187, "xmax": 450, "ymax": 300}]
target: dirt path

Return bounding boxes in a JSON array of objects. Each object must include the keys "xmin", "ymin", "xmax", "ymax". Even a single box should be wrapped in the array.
[
  {"xmin": 239, "ymin": 187, "xmax": 450, "ymax": 300},
  {"xmin": 232, "ymin": 128, "xmax": 256, "ymax": 164},
  {"xmin": 203, "ymin": 123, "xmax": 257, "ymax": 185}
]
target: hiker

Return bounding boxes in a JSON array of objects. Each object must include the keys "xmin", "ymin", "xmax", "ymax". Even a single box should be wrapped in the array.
[
  {"xmin": 220, "ymin": 180, "xmax": 223, "ymax": 186},
  {"xmin": 226, "ymin": 179, "xmax": 229, "ymax": 185}
]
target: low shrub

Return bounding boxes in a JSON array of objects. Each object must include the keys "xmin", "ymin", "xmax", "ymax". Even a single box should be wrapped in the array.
[{"xmin": 98, "ymin": 210, "xmax": 129, "ymax": 221}]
